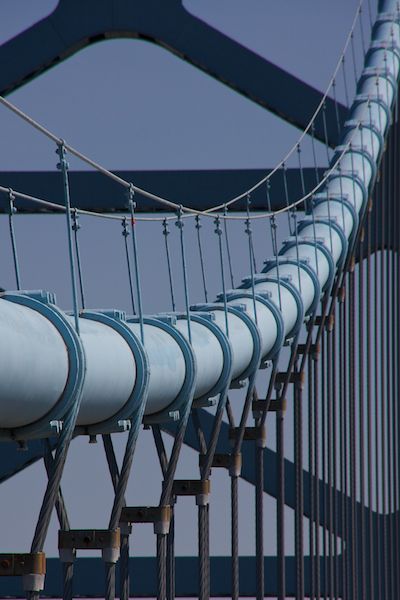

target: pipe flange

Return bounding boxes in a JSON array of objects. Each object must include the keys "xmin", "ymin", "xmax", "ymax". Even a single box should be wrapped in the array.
[
  {"xmin": 311, "ymin": 193, "xmax": 359, "ymax": 247},
  {"xmin": 77, "ymin": 311, "xmax": 150, "ymax": 435},
  {"xmin": 127, "ymin": 316, "xmax": 196, "ymax": 425},
  {"xmin": 170, "ymin": 312, "xmax": 233, "ymax": 408},
  {"xmin": 326, "ymin": 170, "xmax": 368, "ymax": 208},
  {"xmin": 191, "ymin": 303, "xmax": 262, "ymax": 388},
  {"xmin": 297, "ymin": 217, "xmax": 348, "ymax": 269},
  {"xmin": 358, "ymin": 65, "xmax": 397, "ymax": 96},
  {"xmin": 261, "ymin": 257, "xmax": 321, "ymax": 316},
  {"xmin": 332, "ymin": 144, "xmax": 377, "ymax": 182},
  {"xmin": 374, "ymin": 12, "xmax": 400, "ymax": 28},
  {"xmin": 341, "ymin": 119, "xmax": 385, "ymax": 161},
  {"xmin": 368, "ymin": 40, "xmax": 400, "ymax": 58},
  {"xmin": 352, "ymin": 94, "xmax": 392, "ymax": 133},
  {"xmin": 237, "ymin": 275, "xmax": 304, "ymax": 341},
  {"xmin": 280, "ymin": 239, "xmax": 335, "ymax": 292},
  {"xmin": 0, "ymin": 291, "xmax": 85, "ymax": 441},
  {"xmin": 217, "ymin": 290, "xmax": 284, "ymax": 360}
]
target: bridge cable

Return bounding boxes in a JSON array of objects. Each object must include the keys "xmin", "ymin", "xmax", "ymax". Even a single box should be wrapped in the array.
[
  {"xmin": 71, "ymin": 209, "xmax": 86, "ymax": 309},
  {"xmin": 7, "ymin": 188, "xmax": 21, "ymax": 290},
  {"xmin": 195, "ymin": 215, "xmax": 209, "ymax": 303},
  {"xmin": 162, "ymin": 217, "xmax": 176, "ymax": 311},
  {"xmin": 122, "ymin": 217, "xmax": 136, "ymax": 314}
]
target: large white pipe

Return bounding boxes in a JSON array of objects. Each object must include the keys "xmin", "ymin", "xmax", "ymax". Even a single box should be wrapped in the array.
[
  {"xmin": 69, "ymin": 316, "xmax": 136, "ymax": 427},
  {"xmin": 0, "ymin": 300, "xmax": 69, "ymax": 429},
  {"xmin": 0, "ymin": 4, "xmax": 398, "ymax": 438}
]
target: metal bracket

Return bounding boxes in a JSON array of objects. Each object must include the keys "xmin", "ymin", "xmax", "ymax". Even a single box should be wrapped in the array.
[
  {"xmin": 315, "ymin": 314, "xmax": 335, "ymax": 331},
  {"xmin": 58, "ymin": 529, "xmax": 120, "ymax": 564},
  {"xmin": 229, "ymin": 426, "xmax": 266, "ymax": 447},
  {"xmin": 348, "ymin": 256, "xmax": 356, "ymax": 272},
  {"xmin": 297, "ymin": 343, "xmax": 320, "ymax": 357},
  {"xmin": 275, "ymin": 371, "xmax": 305, "ymax": 388},
  {"xmin": 0, "ymin": 553, "xmax": 45, "ymax": 577},
  {"xmin": 120, "ymin": 506, "xmax": 171, "ymax": 535},
  {"xmin": 252, "ymin": 398, "xmax": 287, "ymax": 415},
  {"xmin": 171, "ymin": 479, "xmax": 210, "ymax": 506},
  {"xmin": 0, "ymin": 553, "xmax": 46, "ymax": 592},
  {"xmin": 199, "ymin": 453, "xmax": 243, "ymax": 477}
]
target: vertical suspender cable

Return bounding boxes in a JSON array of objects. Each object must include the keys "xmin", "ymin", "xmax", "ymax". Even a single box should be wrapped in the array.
[
  {"xmin": 57, "ymin": 142, "xmax": 80, "ymax": 334},
  {"xmin": 71, "ymin": 209, "xmax": 86, "ymax": 309},
  {"xmin": 7, "ymin": 189, "xmax": 21, "ymax": 290},
  {"xmin": 128, "ymin": 185, "xmax": 144, "ymax": 342},
  {"xmin": 162, "ymin": 218, "xmax": 176, "ymax": 312},
  {"xmin": 308, "ymin": 356, "xmax": 315, "ymax": 600},
  {"xmin": 223, "ymin": 205, "xmax": 235, "ymax": 289},
  {"xmin": 122, "ymin": 217, "xmax": 136, "ymax": 314},
  {"xmin": 294, "ymin": 357, "xmax": 304, "ymax": 600},
  {"xmin": 358, "ymin": 222, "xmax": 366, "ymax": 600},
  {"xmin": 374, "ymin": 166, "xmax": 381, "ymax": 600},
  {"xmin": 277, "ymin": 382, "xmax": 286, "ymax": 600},
  {"xmin": 176, "ymin": 206, "xmax": 192, "ymax": 344},
  {"xmin": 195, "ymin": 215, "xmax": 209, "ymax": 303}
]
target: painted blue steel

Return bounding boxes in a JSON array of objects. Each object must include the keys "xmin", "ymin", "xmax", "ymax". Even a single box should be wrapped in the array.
[
  {"xmin": 0, "ymin": 291, "xmax": 85, "ymax": 441},
  {"xmin": 261, "ymin": 258, "xmax": 321, "ymax": 316},
  {"xmin": 0, "ymin": 1, "xmax": 347, "ymax": 146},
  {"xmin": 191, "ymin": 303, "xmax": 262, "ymax": 387},
  {"xmin": 297, "ymin": 217, "xmax": 349, "ymax": 269},
  {"xmin": 127, "ymin": 315, "xmax": 196, "ymax": 425},
  {"xmin": 280, "ymin": 240, "xmax": 335, "ymax": 292},
  {"xmin": 78, "ymin": 310, "xmax": 150, "ymax": 435},
  {"xmin": 218, "ymin": 290, "xmax": 284, "ymax": 360},
  {"xmin": 172, "ymin": 312, "xmax": 233, "ymax": 409}
]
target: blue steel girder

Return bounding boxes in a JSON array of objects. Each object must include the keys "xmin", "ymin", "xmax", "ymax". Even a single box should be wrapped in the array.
[
  {"xmin": 0, "ymin": 0, "xmax": 347, "ymax": 146},
  {"xmin": 0, "ymin": 167, "xmax": 395, "ymax": 259},
  {"xmin": 0, "ymin": 168, "xmax": 324, "ymax": 213},
  {"xmin": 0, "ymin": 411, "xmax": 376, "ymax": 541}
]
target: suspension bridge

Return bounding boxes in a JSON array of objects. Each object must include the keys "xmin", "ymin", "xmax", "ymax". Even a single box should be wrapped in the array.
[{"xmin": 0, "ymin": 1, "xmax": 399, "ymax": 598}]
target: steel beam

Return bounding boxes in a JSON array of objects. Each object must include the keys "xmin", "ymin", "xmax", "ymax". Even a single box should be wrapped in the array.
[
  {"xmin": 0, "ymin": 556, "xmax": 324, "ymax": 597},
  {"xmin": 0, "ymin": 0, "xmax": 347, "ymax": 146},
  {"xmin": 0, "ymin": 167, "xmax": 394, "ymax": 257},
  {"xmin": 0, "ymin": 168, "xmax": 324, "ymax": 213}
]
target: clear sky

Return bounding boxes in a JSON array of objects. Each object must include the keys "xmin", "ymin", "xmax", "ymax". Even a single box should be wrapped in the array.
[{"xmin": 0, "ymin": 0, "xmax": 370, "ymax": 561}]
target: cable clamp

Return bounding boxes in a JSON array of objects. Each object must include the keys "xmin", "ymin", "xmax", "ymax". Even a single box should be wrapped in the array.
[
  {"xmin": 253, "ymin": 398, "xmax": 287, "ymax": 415},
  {"xmin": 120, "ymin": 506, "xmax": 171, "ymax": 535},
  {"xmin": 117, "ymin": 419, "xmax": 131, "ymax": 432},
  {"xmin": 59, "ymin": 529, "xmax": 120, "ymax": 564},
  {"xmin": 199, "ymin": 453, "xmax": 242, "ymax": 477},
  {"xmin": 0, "ymin": 553, "xmax": 45, "ymax": 592},
  {"xmin": 229, "ymin": 426, "xmax": 266, "ymax": 448},
  {"xmin": 297, "ymin": 343, "xmax": 320, "ymax": 358},
  {"xmin": 275, "ymin": 371, "xmax": 305, "ymax": 388},
  {"xmin": 171, "ymin": 479, "xmax": 210, "ymax": 506},
  {"xmin": 49, "ymin": 420, "xmax": 63, "ymax": 434},
  {"xmin": 315, "ymin": 314, "xmax": 335, "ymax": 331},
  {"xmin": 348, "ymin": 256, "xmax": 356, "ymax": 272}
]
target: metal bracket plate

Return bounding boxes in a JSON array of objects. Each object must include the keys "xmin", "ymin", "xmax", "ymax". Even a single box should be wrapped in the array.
[{"xmin": 0, "ymin": 553, "xmax": 45, "ymax": 576}]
